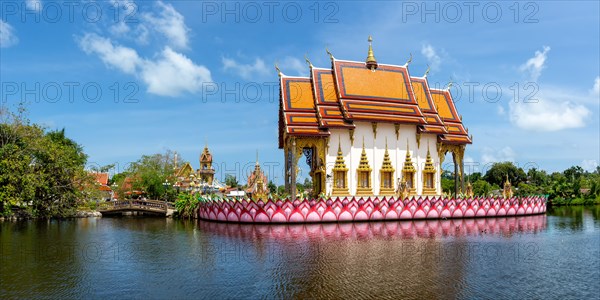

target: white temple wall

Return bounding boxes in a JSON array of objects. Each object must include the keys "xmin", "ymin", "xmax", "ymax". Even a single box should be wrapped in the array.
[{"xmin": 325, "ymin": 122, "xmax": 441, "ymax": 197}]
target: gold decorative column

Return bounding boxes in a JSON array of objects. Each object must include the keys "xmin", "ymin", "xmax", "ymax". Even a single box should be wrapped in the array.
[
  {"xmin": 356, "ymin": 138, "xmax": 373, "ymax": 196},
  {"xmin": 379, "ymin": 139, "xmax": 395, "ymax": 196},
  {"xmin": 421, "ymin": 145, "xmax": 436, "ymax": 195},
  {"xmin": 401, "ymin": 140, "xmax": 416, "ymax": 195},
  {"xmin": 331, "ymin": 139, "xmax": 349, "ymax": 196}
]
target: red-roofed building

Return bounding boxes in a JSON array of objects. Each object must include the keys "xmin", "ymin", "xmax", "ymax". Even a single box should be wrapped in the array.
[
  {"xmin": 90, "ymin": 172, "xmax": 113, "ymax": 201},
  {"xmin": 278, "ymin": 37, "xmax": 471, "ymax": 198}
]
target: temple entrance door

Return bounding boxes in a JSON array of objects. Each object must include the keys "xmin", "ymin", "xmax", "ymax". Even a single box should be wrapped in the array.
[
  {"xmin": 302, "ymin": 146, "xmax": 324, "ymax": 197},
  {"xmin": 313, "ymin": 171, "xmax": 323, "ymax": 197}
]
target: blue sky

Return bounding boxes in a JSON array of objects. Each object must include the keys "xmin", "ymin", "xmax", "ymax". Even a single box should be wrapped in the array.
[{"xmin": 1, "ymin": 0, "xmax": 599, "ymax": 184}]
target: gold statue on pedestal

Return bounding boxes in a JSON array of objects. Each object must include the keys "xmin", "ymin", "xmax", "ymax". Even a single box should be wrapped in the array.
[
  {"xmin": 397, "ymin": 179, "xmax": 410, "ymax": 200},
  {"xmin": 465, "ymin": 181, "xmax": 474, "ymax": 198},
  {"xmin": 502, "ymin": 175, "xmax": 513, "ymax": 199}
]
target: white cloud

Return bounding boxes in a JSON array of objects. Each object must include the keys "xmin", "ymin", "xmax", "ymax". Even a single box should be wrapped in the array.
[
  {"xmin": 26, "ymin": 0, "xmax": 42, "ymax": 11},
  {"xmin": 0, "ymin": 20, "xmax": 18, "ymax": 48},
  {"xmin": 78, "ymin": 33, "xmax": 141, "ymax": 74},
  {"xmin": 510, "ymin": 46, "xmax": 593, "ymax": 131},
  {"xmin": 592, "ymin": 76, "xmax": 599, "ymax": 96},
  {"xmin": 481, "ymin": 146, "xmax": 516, "ymax": 165},
  {"xmin": 222, "ymin": 57, "xmax": 269, "ymax": 80},
  {"xmin": 497, "ymin": 105, "xmax": 505, "ymax": 115},
  {"xmin": 421, "ymin": 44, "xmax": 441, "ymax": 72},
  {"xmin": 280, "ymin": 57, "xmax": 308, "ymax": 76},
  {"xmin": 141, "ymin": 47, "xmax": 211, "ymax": 96},
  {"xmin": 580, "ymin": 160, "xmax": 598, "ymax": 172},
  {"xmin": 109, "ymin": 21, "xmax": 130, "ymax": 36},
  {"xmin": 519, "ymin": 46, "xmax": 550, "ymax": 81},
  {"xmin": 142, "ymin": 1, "xmax": 189, "ymax": 49},
  {"xmin": 509, "ymin": 97, "xmax": 591, "ymax": 131},
  {"xmin": 78, "ymin": 33, "xmax": 211, "ymax": 97}
]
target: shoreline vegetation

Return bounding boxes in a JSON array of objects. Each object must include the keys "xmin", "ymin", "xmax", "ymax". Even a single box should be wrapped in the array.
[{"xmin": 2, "ymin": 105, "xmax": 599, "ymax": 220}]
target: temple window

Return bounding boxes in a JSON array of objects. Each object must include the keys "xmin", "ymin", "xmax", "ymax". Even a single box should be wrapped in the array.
[
  {"xmin": 421, "ymin": 145, "xmax": 437, "ymax": 195},
  {"xmin": 356, "ymin": 138, "xmax": 373, "ymax": 196},
  {"xmin": 379, "ymin": 139, "xmax": 395, "ymax": 195},
  {"xmin": 331, "ymin": 139, "xmax": 349, "ymax": 196},
  {"xmin": 401, "ymin": 140, "xmax": 416, "ymax": 195}
]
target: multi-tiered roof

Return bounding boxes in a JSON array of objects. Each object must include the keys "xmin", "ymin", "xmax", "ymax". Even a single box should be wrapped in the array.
[{"xmin": 278, "ymin": 38, "xmax": 472, "ymax": 148}]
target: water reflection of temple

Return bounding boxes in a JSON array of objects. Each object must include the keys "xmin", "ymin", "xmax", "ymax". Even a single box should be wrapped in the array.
[
  {"xmin": 199, "ymin": 215, "xmax": 546, "ymax": 298},
  {"xmin": 198, "ymin": 215, "xmax": 547, "ymax": 241}
]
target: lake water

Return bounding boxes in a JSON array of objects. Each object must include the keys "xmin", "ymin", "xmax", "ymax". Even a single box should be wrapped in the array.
[{"xmin": 1, "ymin": 206, "xmax": 599, "ymax": 299}]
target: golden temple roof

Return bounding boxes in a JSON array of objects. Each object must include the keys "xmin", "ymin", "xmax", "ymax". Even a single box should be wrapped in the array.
[{"xmin": 278, "ymin": 38, "xmax": 472, "ymax": 148}]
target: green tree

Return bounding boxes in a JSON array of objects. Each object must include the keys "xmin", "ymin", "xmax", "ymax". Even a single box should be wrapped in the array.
[
  {"xmin": 303, "ymin": 177, "xmax": 312, "ymax": 190},
  {"xmin": 268, "ymin": 181, "xmax": 277, "ymax": 194},
  {"xmin": 472, "ymin": 180, "xmax": 492, "ymax": 196},
  {"xmin": 115, "ymin": 151, "xmax": 178, "ymax": 200},
  {"xmin": 484, "ymin": 162, "xmax": 526, "ymax": 187},
  {"xmin": 174, "ymin": 193, "xmax": 199, "ymax": 219},
  {"xmin": 225, "ymin": 174, "xmax": 239, "ymax": 188},
  {"xmin": 467, "ymin": 172, "xmax": 482, "ymax": 183},
  {"xmin": 277, "ymin": 185, "xmax": 287, "ymax": 197},
  {"xmin": 0, "ymin": 105, "xmax": 94, "ymax": 217},
  {"xmin": 527, "ymin": 167, "xmax": 548, "ymax": 186},
  {"xmin": 441, "ymin": 177, "xmax": 454, "ymax": 194}
]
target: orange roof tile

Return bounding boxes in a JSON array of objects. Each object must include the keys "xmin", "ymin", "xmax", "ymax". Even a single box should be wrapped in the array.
[
  {"xmin": 91, "ymin": 172, "xmax": 109, "ymax": 185},
  {"xmin": 410, "ymin": 77, "xmax": 448, "ymax": 135}
]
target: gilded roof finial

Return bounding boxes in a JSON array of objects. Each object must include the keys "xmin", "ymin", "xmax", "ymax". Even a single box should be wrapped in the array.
[
  {"xmin": 325, "ymin": 48, "xmax": 334, "ymax": 61},
  {"xmin": 405, "ymin": 53, "xmax": 413, "ymax": 66},
  {"xmin": 424, "ymin": 64, "xmax": 430, "ymax": 77},
  {"xmin": 304, "ymin": 54, "xmax": 313, "ymax": 69},
  {"xmin": 366, "ymin": 35, "xmax": 378, "ymax": 71},
  {"xmin": 446, "ymin": 78, "xmax": 453, "ymax": 90},
  {"xmin": 275, "ymin": 63, "xmax": 282, "ymax": 77}
]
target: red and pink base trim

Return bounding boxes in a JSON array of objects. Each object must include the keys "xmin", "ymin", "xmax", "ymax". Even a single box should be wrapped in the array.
[{"xmin": 198, "ymin": 196, "xmax": 547, "ymax": 223}]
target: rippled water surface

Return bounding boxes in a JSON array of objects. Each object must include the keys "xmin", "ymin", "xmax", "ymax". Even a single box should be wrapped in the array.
[{"xmin": 1, "ymin": 206, "xmax": 599, "ymax": 299}]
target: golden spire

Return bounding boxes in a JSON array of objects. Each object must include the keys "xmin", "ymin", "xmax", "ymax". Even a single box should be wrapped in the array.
[
  {"xmin": 424, "ymin": 142, "xmax": 435, "ymax": 172},
  {"xmin": 403, "ymin": 139, "xmax": 415, "ymax": 173},
  {"xmin": 357, "ymin": 137, "xmax": 371, "ymax": 171},
  {"xmin": 365, "ymin": 35, "xmax": 378, "ymax": 71},
  {"xmin": 333, "ymin": 137, "xmax": 348, "ymax": 171},
  {"xmin": 380, "ymin": 137, "xmax": 394, "ymax": 172}
]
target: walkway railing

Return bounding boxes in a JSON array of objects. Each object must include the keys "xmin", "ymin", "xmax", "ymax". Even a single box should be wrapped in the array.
[{"xmin": 98, "ymin": 199, "xmax": 174, "ymax": 214}]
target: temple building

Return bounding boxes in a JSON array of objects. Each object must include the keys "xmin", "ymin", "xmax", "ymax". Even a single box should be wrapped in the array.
[
  {"xmin": 173, "ymin": 146, "xmax": 224, "ymax": 194},
  {"xmin": 278, "ymin": 37, "xmax": 472, "ymax": 198},
  {"xmin": 246, "ymin": 157, "xmax": 269, "ymax": 201}
]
